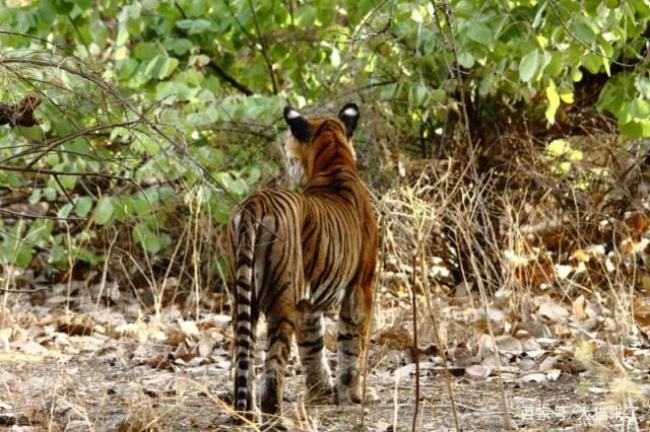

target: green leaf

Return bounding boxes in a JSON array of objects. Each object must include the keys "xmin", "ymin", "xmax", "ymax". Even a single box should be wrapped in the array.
[
  {"xmin": 217, "ymin": 172, "xmax": 248, "ymax": 196},
  {"xmin": 115, "ymin": 58, "xmax": 139, "ymax": 81},
  {"xmin": 132, "ymin": 223, "xmax": 161, "ymax": 254},
  {"xmin": 519, "ymin": 50, "xmax": 539, "ymax": 83},
  {"xmin": 571, "ymin": 22, "xmax": 596, "ymax": 45},
  {"xmin": 409, "ymin": 84, "xmax": 428, "ymax": 108},
  {"xmin": 296, "ymin": 5, "xmax": 316, "ymax": 26},
  {"xmin": 176, "ymin": 18, "xmax": 215, "ymax": 35},
  {"xmin": 582, "ymin": 53, "xmax": 602, "ymax": 74},
  {"xmin": 29, "ymin": 189, "xmax": 42, "ymax": 205},
  {"xmin": 458, "ymin": 52, "xmax": 475, "ymax": 68},
  {"xmin": 619, "ymin": 120, "xmax": 650, "ymax": 138},
  {"xmin": 466, "ymin": 23, "xmax": 492, "ymax": 46},
  {"xmin": 628, "ymin": 98, "xmax": 650, "ymax": 119},
  {"xmin": 133, "ymin": 42, "xmax": 160, "ymax": 60},
  {"xmin": 57, "ymin": 203, "xmax": 73, "ymax": 219},
  {"xmin": 94, "ymin": 197, "xmax": 114, "ymax": 225},
  {"xmin": 75, "ymin": 196, "xmax": 93, "ymax": 218},
  {"xmin": 379, "ymin": 83, "xmax": 398, "ymax": 101},
  {"xmin": 143, "ymin": 55, "xmax": 179, "ymax": 81}
]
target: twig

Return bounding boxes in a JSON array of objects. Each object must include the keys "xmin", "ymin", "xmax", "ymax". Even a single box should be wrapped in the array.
[
  {"xmin": 0, "ymin": 30, "xmax": 73, "ymax": 56},
  {"xmin": 436, "ymin": 2, "xmax": 477, "ymax": 180},
  {"xmin": 246, "ymin": 0, "xmax": 279, "ymax": 94},
  {"xmin": 361, "ymin": 223, "xmax": 388, "ymax": 426},
  {"xmin": 205, "ymin": 61, "xmax": 254, "ymax": 96},
  {"xmin": 547, "ymin": 0, "xmax": 640, "ymax": 68},
  {"xmin": 27, "ymin": 120, "xmax": 139, "ymax": 168},
  {"xmin": 0, "ymin": 120, "xmax": 139, "ymax": 166},
  {"xmin": 459, "ymin": 224, "xmax": 513, "ymax": 430},
  {"xmin": 53, "ymin": 174, "xmax": 74, "ymax": 205},
  {"xmin": 410, "ymin": 253, "xmax": 420, "ymax": 432},
  {"xmin": 0, "ymin": 165, "xmax": 129, "ymax": 181},
  {"xmin": 0, "ymin": 286, "xmax": 48, "ymax": 293},
  {"xmin": 0, "ymin": 208, "xmax": 85, "ymax": 221},
  {"xmin": 420, "ymin": 246, "xmax": 461, "ymax": 431}
]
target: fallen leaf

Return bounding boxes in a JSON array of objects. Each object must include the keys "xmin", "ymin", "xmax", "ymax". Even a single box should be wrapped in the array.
[
  {"xmin": 197, "ymin": 335, "xmax": 215, "ymax": 358},
  {"xmin": 495, "ymin": 336, "xmax": 523, "ymax": 357},
  {"xmin": 539, "ymin": 355, "xmax": 558, "ymax": 371},
  {"xmin": 519, "ymin": 372, "xmax": 547, "ymax": 384},
  {"xmin": 572, "ymin": 295, "xmax": 586, "ymax": 320},
  {"xmin": 177, "ymin": 319, "xmax": 200, "ymax": 339},
  {"xmin": 546, "ymin": 369, "xmax": 561, "ymax": 381},
  {"xmin": 466, "ymin": 364, "xmax": 491, "ymax": 379},
  {"xmin": 538, "ymin": 302, "xmax": 569, "ymax": 323}
]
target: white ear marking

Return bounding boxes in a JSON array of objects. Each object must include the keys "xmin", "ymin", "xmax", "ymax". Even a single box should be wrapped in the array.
[
  {"xmin": 342, "ymin": 107, "xmax": 358, "ymax": 117},
  {"xmin": 286, "ymin": 109, "xmax": 301, "ymax": 119}
]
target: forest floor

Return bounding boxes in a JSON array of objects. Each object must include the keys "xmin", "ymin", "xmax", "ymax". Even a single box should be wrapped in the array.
[{"xmin": 1, "ymin": 276, "xmax": 649, "ymax": 432}]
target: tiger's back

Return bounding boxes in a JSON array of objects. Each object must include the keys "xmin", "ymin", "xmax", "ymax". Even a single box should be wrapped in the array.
[{"xmin": 228, "ymin": 103, "xmax": 377, "ymax": 420}]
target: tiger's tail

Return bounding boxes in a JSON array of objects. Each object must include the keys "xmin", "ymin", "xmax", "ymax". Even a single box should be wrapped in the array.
[{"xmin": 232, "ymin": 208, "xmax": 258, "ymax": 414}]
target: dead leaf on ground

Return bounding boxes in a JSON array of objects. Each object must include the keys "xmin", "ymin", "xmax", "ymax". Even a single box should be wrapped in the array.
[
  {"xmin": 538, "ymin": 301, "xmax": 569, "ymax": 323},
  {"xmin": 466, "ymin": 364, "xmax": 491, "ymax": 379}
]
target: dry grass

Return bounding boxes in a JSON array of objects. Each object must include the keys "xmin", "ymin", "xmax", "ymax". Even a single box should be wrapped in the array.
[{"xmin": 2, "ymin": 124, "xmax": 650, "ymax": 431}]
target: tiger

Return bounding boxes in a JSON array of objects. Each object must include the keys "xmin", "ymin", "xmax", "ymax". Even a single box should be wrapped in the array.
[{"xmin": 227, "ymin": 103, "xmax": 378, "ymax": 421}]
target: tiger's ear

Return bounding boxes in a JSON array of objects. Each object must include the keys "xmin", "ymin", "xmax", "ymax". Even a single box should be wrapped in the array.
[
  {"xmin": 284, "ymin": 106, "xmax": 311, "ymax": 142},
  {"xmin": 338, "ymin": 103, "xmax": 359, "ymax": 138}
]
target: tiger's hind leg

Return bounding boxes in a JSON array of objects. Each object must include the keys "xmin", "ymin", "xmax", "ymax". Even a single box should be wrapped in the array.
[
  {"xmin": 336, "ymin": 286, "xmax": 371, "ymax": 404},
  {"xmin": 260, "ymin": 292, "xmax": 296, "ymax": 418},
  {"xmin": 297, "ymin": 311, "xmax": 333, "ymax": 403}
]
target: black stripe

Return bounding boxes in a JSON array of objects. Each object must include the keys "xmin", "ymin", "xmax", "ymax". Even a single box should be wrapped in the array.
[
  {"xmin": 237, "ymin": 255, "xmax": 253, "ymax": 268},
  {"xmin": 236, "ymin": 278, "xmax": 251, "ymax": 291},
  {"xmin": 264, "ymin": 281, "xmax": 291, "ymax": 315},
  {"xmin": 237, "ymin": 326, "xmax": 253, "ymax": 337},
  {"xmin": 298, "ymin": 336, "xmax": 324, "ymax": 348},
  {"xmin": 337, "ymin": 332, "xmax": 356, "ymax": 341},
  {"xmin": 268, "ymin": 334, "xmax": 291, "ymax": 350},
  {"xmin": 313, "ymin": 139, "xmax": 333, "ymax": 163},
  {"xmin": 312, "ymin": 121, "xmax": 332, "ymax": 139},
  {"xmin": 236, "ymin": 294, "xmax": 251, "ymax": 305},
  {"xmin": 236, "ymin": 376, "xmax": 247, "ymax": 388},
  {"xmin": 309, "ymin": 342, "xmax": 324, "ymax": 355}
]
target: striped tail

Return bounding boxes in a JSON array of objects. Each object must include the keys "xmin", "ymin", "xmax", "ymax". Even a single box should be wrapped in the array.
[{"xmin": 233, "ymin": 210, "xmax": 258, "ymax": 414}]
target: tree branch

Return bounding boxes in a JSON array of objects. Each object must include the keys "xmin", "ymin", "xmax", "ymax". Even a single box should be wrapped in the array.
[
  {"xmin": 205, "ymin": 61, "xmax": 254, "ymax": 96},
  {"xmin": 247, "ymin": 0, "xmax": 279, "ymax": 94}
]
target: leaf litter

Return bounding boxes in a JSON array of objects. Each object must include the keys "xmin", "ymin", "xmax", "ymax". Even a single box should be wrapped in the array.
[{"xmin": 1, "ymin": 164, "xmax": 650, "ymax": 431}]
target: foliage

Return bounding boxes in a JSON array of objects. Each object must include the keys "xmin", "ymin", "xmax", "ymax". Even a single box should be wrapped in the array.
[{"xmin": 0, "ymin": 0, "xmax": 648, "ymax": 275}]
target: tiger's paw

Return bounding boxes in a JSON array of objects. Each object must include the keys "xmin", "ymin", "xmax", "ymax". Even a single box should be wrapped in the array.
[
  {"xmin": 305, "ymin": 378, "xmax": 334, "ymax": 404},
  {"xmin": 335, "ymin": 385, "xmax": 379, "ymax": 405},
  {"xmin": 228, "ymin": 408, "xmax": 260, "ymax": 426}
]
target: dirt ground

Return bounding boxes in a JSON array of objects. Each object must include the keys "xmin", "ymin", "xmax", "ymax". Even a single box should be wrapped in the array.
[
  {"xmin": 1, "ymin": 342, "xmax": 648, "ymax": 431},
  {"xmin": 1, "ymin": 285, "xmax": 649, "ymax": 432}
]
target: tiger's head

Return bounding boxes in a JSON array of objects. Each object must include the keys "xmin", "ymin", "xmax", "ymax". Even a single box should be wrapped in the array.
[{"xmin": 282, "ymin": 103, "xmax": 360, "ymax": 186}]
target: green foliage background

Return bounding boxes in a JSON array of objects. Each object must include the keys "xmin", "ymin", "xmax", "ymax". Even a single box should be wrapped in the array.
[{"xmin": 0, "ymin": 0, "xmax": 648, "ymax": 278}]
